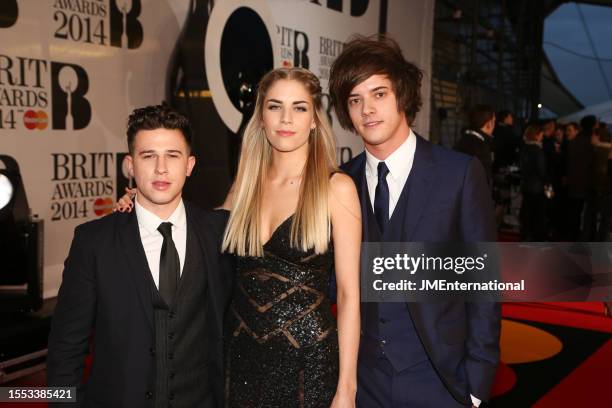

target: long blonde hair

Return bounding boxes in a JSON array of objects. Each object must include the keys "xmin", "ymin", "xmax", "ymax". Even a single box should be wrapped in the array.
[{"xmin": 222, "ymin": 67, "xmax": 338, "ymax": 257}]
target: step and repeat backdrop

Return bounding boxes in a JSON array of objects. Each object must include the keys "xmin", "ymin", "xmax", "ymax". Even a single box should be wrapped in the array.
[{"xmin": 0, "ymin": 0, "xmax": 433, "ymax": 298}]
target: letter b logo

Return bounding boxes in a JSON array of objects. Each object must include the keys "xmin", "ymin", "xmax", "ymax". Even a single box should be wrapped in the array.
[
  {"xmin": 0, "ymin": 0, "xmax": 18, "ymax": 28},
  {"xmin": 51, "ymin": 62, "xmax": 92, "ymax": 130},
  {"xmin": 109, "ymin": 0, "xmax": 144, "ymax": 49}
]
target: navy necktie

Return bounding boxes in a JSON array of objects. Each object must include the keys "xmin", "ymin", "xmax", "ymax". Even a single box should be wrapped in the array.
[
  {"xmin": 158, "ymin": 222, "xmax": 179, "ymax": 306},
  {"xmin": 374, "ymin": 161, "xmax": 390, "ymax": 234}
]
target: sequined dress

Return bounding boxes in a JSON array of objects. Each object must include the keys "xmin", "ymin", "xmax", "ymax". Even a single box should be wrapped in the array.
[{"xmin": 224, "ymin": 215, "xmax": 338, "ymax": 408}]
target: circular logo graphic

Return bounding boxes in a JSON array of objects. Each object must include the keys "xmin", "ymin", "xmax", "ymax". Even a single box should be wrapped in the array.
[
  {"xmin": 93, "ymin": 197, "xmax": 114, "ymax": 216},
  {"xmin": 23, "ymin": 110, "xmax": 49, "ymax": 130},
  {"xmin": 205, "ymin": 0, "xmax": 280, "ymax": 132}
]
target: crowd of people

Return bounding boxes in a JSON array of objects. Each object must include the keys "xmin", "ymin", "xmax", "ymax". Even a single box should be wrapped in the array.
[{"xmin": 455, "ymin": 106, "xmax": 612, "ymax": 242}]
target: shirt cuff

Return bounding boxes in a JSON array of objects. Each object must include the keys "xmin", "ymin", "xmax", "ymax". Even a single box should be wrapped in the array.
[{"xmin": 470, "ymin": 394, "xmax": 482, "ymax": 407}]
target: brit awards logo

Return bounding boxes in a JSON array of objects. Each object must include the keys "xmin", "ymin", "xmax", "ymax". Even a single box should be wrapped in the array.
[
  {"xmin": 50, "ymin": 152, "xmax": 116, "ymax": 221},
  {"xmin": 109, "ymin": 0, "xmax": 143, "ymax": 49},
  {"xmin": 0, "ymin": 0, "xmax": 18, "ymax": 28},
  {"xmin": 52, "ymin": 0, "xmax": 143, "ymax": 49},
  {"xmin": 279, "ymin": 27, "xmax": 310, "ymax": 69},
  {"xmin": 0, "ymin": 54, "xmax": 91, "ymax": 131}
]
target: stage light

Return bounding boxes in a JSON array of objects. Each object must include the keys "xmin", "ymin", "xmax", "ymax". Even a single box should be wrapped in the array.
[
  {"xmin": 0, "ymin": 173, "xmax": 13, "ymax": 211},
  {"xmin": 0, "ymin": 155, "xmax": 43, "ymax": 313}
]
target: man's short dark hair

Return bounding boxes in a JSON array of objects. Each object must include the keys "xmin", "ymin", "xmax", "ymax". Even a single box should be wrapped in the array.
[
  {"xmin": 580, "ymin": 115, "xmax": 597, "ymax": 136},
  {"xmin": 126, "ymin": 105, "xmax": 192, "ymax": 154},
  {"xmin": 329, "ymin": 35, "xmax": 423, "ymax": 132},
  {"xmin": 468, "ymin": 104, "xmax": 495, "ymax": 130}
]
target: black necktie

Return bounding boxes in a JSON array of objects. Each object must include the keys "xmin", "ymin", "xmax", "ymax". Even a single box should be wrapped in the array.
[
  {"xmin": 158, "ymin": 222, "xmax": 179, "ymax": 306},
  {"xmin": 374, "ymin": 162, "xmax": 390, "ymax": 234}
]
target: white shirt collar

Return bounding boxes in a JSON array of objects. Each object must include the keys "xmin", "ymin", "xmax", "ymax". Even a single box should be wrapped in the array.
[
  {"xmin": 365, "ymin": 128, "xmax": 416, "ymax": 182},
  {"xmin": 134, "ymin": 196, "xmax": 186, "ymax": 235}
]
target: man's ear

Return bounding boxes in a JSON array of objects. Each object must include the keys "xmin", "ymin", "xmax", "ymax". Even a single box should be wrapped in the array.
[
  {"xmin": 186, "ymin": 155, "xmax": 196, "ymax": 177},
  {"xmin": 125, "ymin": 155, "xmax": 135, "ymax": 178}
]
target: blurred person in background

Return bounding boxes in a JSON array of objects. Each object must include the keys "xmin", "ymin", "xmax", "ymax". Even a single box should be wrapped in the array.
[
  {"xmin": 493, "ymin": 110, "xmax": 520, "ymax": 172},
  {"xmin": 565, "ymin": 120, "xmax": 591, "ymax": 241},
  {"xmin": 454, "ymin": 104, "xmax": 495, "ymax": 187},
  {"xmin": 520, "ymin": 124, "xmax": 549, "ymax": 241},
  {"xmin": 579, "ymin": 115, "xmax": 603, "ymax": 241},
  {"xmin": 584, "ymin": 121, "xmax": 611, "ymax": 241}
]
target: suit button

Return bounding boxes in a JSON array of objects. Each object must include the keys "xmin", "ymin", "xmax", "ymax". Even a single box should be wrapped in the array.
[
  {"xmin": 379, "ymin": 318, "xmax": 388, "ymax": 324},
  {"xmin": 169, "ymin": 393, "xmax": 175, "ymax": 400},
  {"xmin": 169, "ymin": 312, "xmax": 176, "ymax": 319},
  {"xmin": 168, "ymin": 332, "xmax": 175, "ymax": 340},
  {"xmin": 145, "ymin": 391, "xmax": 153, "ymax": 399},
  {"xmin": 380, "ymin": 339, "xmax": 387, "ymax": 346},
  {"xmin": 168, "ymin": 353, "xmax": 174, "ymax": 360},
  {"xmin": 149, "ymin": 347, "xmax": 155, "ymax": 356},
  {"xmin": 169, "ymin": 372, "xmax": 175, "ymax": 379}
]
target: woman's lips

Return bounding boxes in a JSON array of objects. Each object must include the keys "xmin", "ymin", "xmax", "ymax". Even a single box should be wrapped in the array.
[{"xmin": 276, "ymin": 130, "xmax": 296, "ymax": 137}]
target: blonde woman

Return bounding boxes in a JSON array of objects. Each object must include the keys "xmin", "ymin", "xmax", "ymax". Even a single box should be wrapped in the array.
[{"xmin": 221, "ymin": 67, "xmax": 360, "ymax": 407}]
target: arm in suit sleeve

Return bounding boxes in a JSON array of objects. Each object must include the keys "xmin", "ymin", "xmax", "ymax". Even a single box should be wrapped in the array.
[
  {"xmin": 47, "ymin": 225, "xmax": 97, "ymax": 407},
  {"xmin": 459, "ymin": 158, "xmax": 502, "ymax": 401}
]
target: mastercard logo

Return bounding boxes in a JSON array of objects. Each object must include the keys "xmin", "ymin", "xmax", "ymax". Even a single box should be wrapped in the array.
[
  {"xmin": 93, "ymin": 197, "xmax": 114, "ymax": 217},
  {"xmin": 23, "ymin": 110, "xmax": 48, "ymax": 130}
]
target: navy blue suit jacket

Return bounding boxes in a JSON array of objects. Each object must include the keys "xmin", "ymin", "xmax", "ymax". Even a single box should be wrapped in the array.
[{"xmin": 341, "ymin": 134, "xmax": 501, "ymax": 403}]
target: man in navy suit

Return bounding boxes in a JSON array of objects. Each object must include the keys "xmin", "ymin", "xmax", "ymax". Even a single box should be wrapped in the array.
[{"xmin": 329, "ymin": 36, "xmax": 501, "ymax": 407}]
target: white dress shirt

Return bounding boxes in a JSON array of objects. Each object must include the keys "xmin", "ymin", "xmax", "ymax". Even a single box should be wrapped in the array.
[
  {"xmin": 365, "ymin": 129, "xmax": 416, "ymax": 218},
  {"xmin": 134, "ymin": 197, "xmax": 187, "ymax": 289},
  {"xmin": 364, "ymin": 129, "xmax": 482, "ymax": 408}
]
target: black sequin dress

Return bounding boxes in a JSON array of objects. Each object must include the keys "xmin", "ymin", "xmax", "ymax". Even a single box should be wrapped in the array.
[{"xmin": 224, "ymin": 215, "xmax": 338, "ymax": 408}]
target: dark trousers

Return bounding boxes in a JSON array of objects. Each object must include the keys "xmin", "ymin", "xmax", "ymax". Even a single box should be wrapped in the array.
[
  {"xmin": 520, "ymin": 193, "xmax": 548, "ymax": 241},
  {"xmin": 565, "ymin": 197, "xmax": 585, "ymax": 241},
  {"xmin": 582, "ymin": 192, "xmax": 610, "ymax": 241},
  {"xmin": 356, "ymin": 357, "xmax": 467, "ymax": 408}
]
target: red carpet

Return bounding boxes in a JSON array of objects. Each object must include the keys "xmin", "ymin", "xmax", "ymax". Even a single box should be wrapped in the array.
[
  {"xmin": 491, "ymin": 302, "xmax": 612, "ymax": 407},
  {"xmin": 502, "ymin": 302, "xmax": 612, "ymax": 333},
  {"xmin": 533, "ymin": 339, "xmax": 612, "ymax": 407}
]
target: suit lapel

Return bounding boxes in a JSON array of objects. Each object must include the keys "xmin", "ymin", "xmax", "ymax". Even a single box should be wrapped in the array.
[
  {"xmin": 402, "ymin": 134, "xmax": 436, "ymax": 241},
  {"xmin": 117, "ymin": 211, "xmax": 154, "ymax": 329}
]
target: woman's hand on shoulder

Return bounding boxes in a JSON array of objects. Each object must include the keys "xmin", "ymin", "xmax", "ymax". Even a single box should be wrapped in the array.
[{"xmin": 113, "ymin": 187, "xmax": 136, "ymax": 213}]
